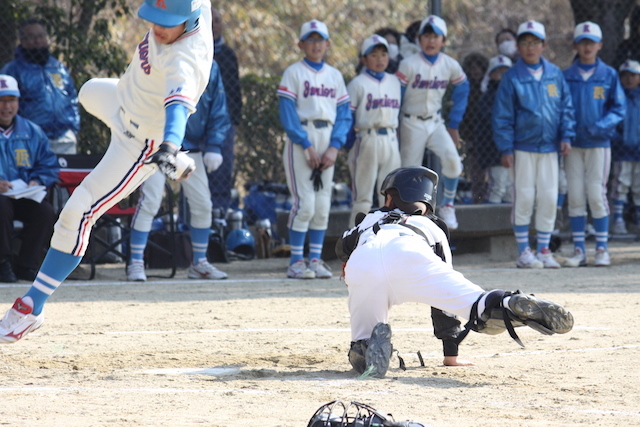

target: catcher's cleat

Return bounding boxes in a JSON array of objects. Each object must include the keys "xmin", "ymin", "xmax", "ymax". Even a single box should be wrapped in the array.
[
  {"xmin": 507, "ymin": 292, "xmax": 574, "ymax": 336},
  {"xmin": 364, "ymin": 322, "xmax": 393, "ymax": 378}
]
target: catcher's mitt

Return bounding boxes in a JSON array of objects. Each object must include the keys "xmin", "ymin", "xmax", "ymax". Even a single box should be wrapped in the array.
[{"xmin": 307, "ymin": 400, "xmax": 427, "ymax": 427}]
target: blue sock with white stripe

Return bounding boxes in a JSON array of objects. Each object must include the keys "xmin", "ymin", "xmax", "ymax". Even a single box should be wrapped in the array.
[
  {"xmin": 537, "ymin": 231, "xmax": 551, "ymax": 252},
  {"xmin": 514, "ymin": 224, "xmax": 531, "ymax": 254},
  {"xmin": 557, "ymin": 193, "xmax": 566, "ymax": 208},
  {"xmin": 129, "ymin": 229, "xmax": 149, "ymax": 262},
  {"xmin": 613, "ymin": 200, "xmax": 624, "ymax": 222},
  {"xmin": 190, "ymin": 227, "xmax": 210, "ymax": 264},
  {"xmin": 441, "ymin": 176, "xmax": 459, "ymax": 206},
  {"xmin": 569, "ymin": 215, "xmax": 587, "ymax": 254},
  {"xmin": 593, "ymin": 216, "xmax": 609, "ymax": 251},
  {"xmin": 24, "ymin": 248, "xmax": 82, "ymax": 315},
  {"xmin": 289, "ymin": 229, "xmax": 306, "ymax": 264},
  {"xmin": 308, "ymin": 228, "xmax": 326, "ymax": 261}
]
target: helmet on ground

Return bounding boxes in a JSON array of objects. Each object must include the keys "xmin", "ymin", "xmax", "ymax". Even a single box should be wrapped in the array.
[
  {"xmin": 225, "ymin": 228, "xmax": 256, "ymax": 260},
  {"xmin": 138, "ymin": 0, "xmax": 201, "ymax": 32},
  {"xmin": 380, "ymin": 166, "xmax": 439, "ymax": 213}
]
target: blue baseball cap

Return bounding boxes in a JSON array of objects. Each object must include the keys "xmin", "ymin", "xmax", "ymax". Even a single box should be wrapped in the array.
[
  {"xmin": 517, "ymin": 20, "xmax": 546, "ymax": 41},
  {"xmin": 419, "ymin": 15, "xmax": 447, "ymax": 37},
  {"xmin": 300, "ymin": 20, "xmax": 329, "ymax": 41},
  {"xmin": 361, "ymin": 34, "xmax": 389, "ymax": 56},
  {"xmin": 574, "ymin": 21, "xmax": 602, "ymax": 43}
]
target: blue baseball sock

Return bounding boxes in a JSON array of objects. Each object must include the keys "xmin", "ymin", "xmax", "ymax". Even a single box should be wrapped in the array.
[
  {"xmin": 24, "ymin": 248, "xmax": 82, "ymax": 315},
  {"xmin": 557, "ymin": 193, "xmax": 566, "ymax": 208},
  {"xmin": 613, "ymin": 200, "xmax": 624, "ymax": 221},
  {"xmin": 569, "ymin": 216, "xmax": 587, "ymax": 254},
  {"xmin": 537, "ymin": 231, "xmax": 551, "ymax": 252},
  {"xmin": 514, "ymin": 224, "xmax": 530, "ymax": 254},
  {"xmin": 593, "ymin": 216, "xmax": 609, "ymax": 251},
  {"xmin": 289, "ymin": 229, "xmax": 306, "ymax": 264},
  {"xmin": 129, "ymin": 229, "xmax": 150, "ymax": 262},
  {"xmin": 441, "ymin": 176, "xmax": 459, "ymax": 206},
  {"xmin": 190, "ymin": 227, "xmax": 210, "ymax": 263},
  {"xmin": 308, "ymin": 228, "xmax": 326, "ymax": 261}
]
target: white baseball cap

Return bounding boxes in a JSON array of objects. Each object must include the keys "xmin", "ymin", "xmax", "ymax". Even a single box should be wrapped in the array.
[
  {"xmin": 361, "ymin": 34, "xmax": 389, "ymax": 56},
  {"xmin": 620, "ymin": 59, "xmax": 640, "ymax": 74},
  {"xmin": 488, "ymin": 54, "xmax": 513, "ymax": 74},
  {"xmin": 0, "ymin": 74, "xmax": 20, "ymax": 98},
  {"xmin": 517, "ymin": 20, "xmax": 546, "ymax": 41},
  {"xmin": 574, "ymin": 21, "xmax": 602, "ymax": 43},
  {"xmin": 419, "ymin": 15, "xmax": 447, "ymax": 37},
  {"xmin": 300, "ymin": 19, "xmax": 329, "ymax": 41}
]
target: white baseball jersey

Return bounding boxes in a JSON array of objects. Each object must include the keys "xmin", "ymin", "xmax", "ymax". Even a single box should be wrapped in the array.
[
  {"xmin": 277, "ymin": 60, "xmax": 349, "ymax": 124},
  {"xmin": 117, "ymin": 0, "xmax": 213, "ymax": 141},
  {"xmin": 347, "ymin": 72, "xmax": 401, "ymax": 130},
  {"xmin": 397, "ymin": 52, "xmax": 466, "ymax": 117}
]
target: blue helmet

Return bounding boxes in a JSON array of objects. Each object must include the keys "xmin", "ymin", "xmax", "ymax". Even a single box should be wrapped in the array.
[
  {"xmin": 138, "ymin": 0, "xmax": 201, "ymax": 32},
  {"xmin": 225, "ymin": 229, "xmax": 256, "ymax": 260}
]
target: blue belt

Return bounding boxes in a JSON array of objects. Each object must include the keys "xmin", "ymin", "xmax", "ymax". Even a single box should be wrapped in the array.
[
  {"xmin": 301, "ymin": 120, "xmax": 330, "ymax": 128},
  {"xmin": 366, "ymin": 128, "xmax": 393, "ymax": 135}
]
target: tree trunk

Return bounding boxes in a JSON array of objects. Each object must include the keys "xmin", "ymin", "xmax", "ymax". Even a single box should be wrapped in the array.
[{"xmin": 570, "ymin": 0, "xmax": 636, "ymax": 65}]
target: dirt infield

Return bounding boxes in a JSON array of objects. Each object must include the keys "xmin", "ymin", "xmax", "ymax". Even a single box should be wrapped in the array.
[{"xmin": 1, "ymin": 241, "xmax": 640, "ymax": 426}]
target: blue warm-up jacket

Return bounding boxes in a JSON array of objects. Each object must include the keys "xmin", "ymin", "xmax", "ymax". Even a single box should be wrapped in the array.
[
  {"xmin": 493, "ymin": 57, "xmax": 576, "ymax": 155},
  {"xmin": 563, "ymin": 58, "xmax": 626, "ymax": 149},
  {"xmin": 0, "ymin": 115, "xmax": 60, "ymax": 187},
  {"xmin": 613, "ymin": 86, "xmax": 640, "ymax": 162}
]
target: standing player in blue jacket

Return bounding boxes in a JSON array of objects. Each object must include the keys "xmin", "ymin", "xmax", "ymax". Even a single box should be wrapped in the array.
[
  {"xmin": 562, "ymin": 22, "xmax": 625, "ymax": 267},
  {"xmin": 493, "ymin": 20, "xmax": 576, "ymax": 269},
  {"xmin": 611, "ymin": 60, "xmax": 640, "ymax": 236},
  {"xmin": 127, "ymin": 61, "xmax": 231, "ymax": 282}
]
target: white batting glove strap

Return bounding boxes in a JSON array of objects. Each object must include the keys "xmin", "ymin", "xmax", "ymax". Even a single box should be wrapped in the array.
[{"xmin": 204, "ymin": 152, "xmax": 223, "ymax": 173}]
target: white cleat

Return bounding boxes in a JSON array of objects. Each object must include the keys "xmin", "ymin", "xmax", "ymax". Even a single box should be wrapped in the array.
[
  {"xmin": 438, "ymin": 204, "xmax": 459, "ymax": 230},
  {"xmin": 0, "ymin": 297, "xmax": 44, "ymax": 344},
  {"xmin": 126, "ymin": 260, "xmax": 147, "ymax": 282},
  {"xmin": 516, "ymin": 248, "xmax": 543, "ymax": 269},
  {"xmin": 308, "ymin": 259, "xmax": 332, "ymax": 279},
  {"xmin": 188, "ymin": 259, "xmax": 228, "ymax": 280},
  {"xmin": 287, "ymin": 260, "xmax": 315, "ymax": 279}
]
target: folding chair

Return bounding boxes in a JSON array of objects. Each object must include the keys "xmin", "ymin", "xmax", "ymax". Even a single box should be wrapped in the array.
[{"xmin": 55, "ymin": 154, "xmax": 177, "ymax": 280}]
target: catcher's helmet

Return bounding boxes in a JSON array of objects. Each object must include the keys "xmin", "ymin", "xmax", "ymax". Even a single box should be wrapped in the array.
[
  {"xmin": 138, "ymin": 0, "xmax": 201, "ymax": 32},
  {"xmin": 380, "ymin": 166, "xmax": 439, "ymax": 212},
  {"xmin": 225, "ymin": 228, "xmax": 256, "ymax": 260}
]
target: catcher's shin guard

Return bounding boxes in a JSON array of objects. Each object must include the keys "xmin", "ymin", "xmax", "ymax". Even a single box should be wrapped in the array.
[{"xmin": 466, "ymin": 290, "xmax": 574, "ymax": 347}]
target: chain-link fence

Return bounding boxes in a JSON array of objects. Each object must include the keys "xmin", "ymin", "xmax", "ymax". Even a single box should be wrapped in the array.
[{"xmin": 2, "ymin": 0, "xmax": 640, "ymax": 219}]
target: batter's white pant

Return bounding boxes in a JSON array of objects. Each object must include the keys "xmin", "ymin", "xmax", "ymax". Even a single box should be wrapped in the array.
[
  {"xmin": 345, "ymin": 229, "xmax": 483, "ymax": 341},
  {"xmin": 399, "ymin": 116, "xmax": 462, "ymax": 179},
  {"xmin": 566, "ymin": 147, "xmax": 610, "ymax": 219},
  {"xmin": 131, "ymin": 153, "xmax": 212, "ymax": 232},
  {"xmin": 512, "ymin": 150, "xmax": 558, "ymax": 232},
  {"xmin": 612, "ymin": 160, "xmax": 640, "ymax": 205},
  {"xmin": 284, "ymin": 125, "xmax": 334, "ymax": 232},
  {"xmin": 51, "ymin": 78, "xmax": 160, "ymax": 256},
  {"xmin": 348, "ymin": 129, "xmax": 401, "ymax": 226}
]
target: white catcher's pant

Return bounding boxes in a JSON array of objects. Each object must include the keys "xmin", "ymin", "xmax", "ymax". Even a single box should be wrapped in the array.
[
  {"xmin": 399, "ymin": 116, "xmax": 462, "ymax": 179},
  {"xmin": 51, "ymin": 78, "xmax": 160, "ymax": 256},
  {"xmin": 131, "ymin": 152, "xmax": 212, "ymax": 232},
  {"xmin": 345, "ymin": 229, "xmax": 484, "ymax": 341}
]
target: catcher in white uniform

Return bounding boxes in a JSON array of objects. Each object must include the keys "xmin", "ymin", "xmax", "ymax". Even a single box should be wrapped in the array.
[
  {"xmin": 277, "ymin": 20, "xmax": 352, "ymax": 279},
  {"xmin": 346, "ymin": 35, "xmax": 401, "ymax": 227},
  {"xmin": 336, "ymin": 166, "xmax": 574, "ymax": 378},
  {"xmin": 0, "ymin": 0, "xmax": 213, "ymax": 344},
  {"xmin": 396, "ymin": 15, "xmax": 469, "ymax": 230}
]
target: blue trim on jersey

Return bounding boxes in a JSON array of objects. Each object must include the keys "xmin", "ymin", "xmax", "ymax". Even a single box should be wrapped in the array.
[
  {"xmin": 163, "ymin": 103, "xmax": 189, "ymax": 146},
  {"xmin": 330, "ymin": 102, "xmax": 353, "ymax": 149},
  {"xmin": 279, "ymin": 97, "xmax": 311, "ymax": 148},
  {"xmin": 525, "ymin": 61, "xmax": 543, "ymax": 70},
  {"xmin": 448, "ymin": 80, "xmax": 470, "ymax": 129},
  {"xmin": 577, "ymin": 62, "xmax": 597, "ymax": 72},
  {"xmin": 303, "ymin": 57, "xmax": 324, "ymax": 71},
  {"xmin": 421, "ymin": 52, "xmax": 440, "ymax": 63},
  {"xmin": 364, "ymin": 68, "xmax": 385, "ymax": 82}
]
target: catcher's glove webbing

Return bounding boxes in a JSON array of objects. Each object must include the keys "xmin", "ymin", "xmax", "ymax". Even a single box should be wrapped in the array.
[{"xmin": 307, "ymin": 400, "xmax": 427, "ymax": 427}]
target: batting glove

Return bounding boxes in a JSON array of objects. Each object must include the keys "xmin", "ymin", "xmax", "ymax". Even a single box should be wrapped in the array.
[
  {"xmin": 145, "ymin": 143, "xmax": 195, "ymax": 181},
  {"xmin": 203, "ymin": 152, "xmax": 223, "ymax": 173}
]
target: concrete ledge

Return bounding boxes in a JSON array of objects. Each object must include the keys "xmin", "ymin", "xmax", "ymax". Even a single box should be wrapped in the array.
[{"xmin": 277, "ymin": 204, "xmax": 516, "ymax": 260}]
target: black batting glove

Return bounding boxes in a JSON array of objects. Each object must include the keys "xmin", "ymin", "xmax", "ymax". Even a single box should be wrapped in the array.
[{"xmin": 145, "ymin": 143, "xmax": 179, "ymax": 180}]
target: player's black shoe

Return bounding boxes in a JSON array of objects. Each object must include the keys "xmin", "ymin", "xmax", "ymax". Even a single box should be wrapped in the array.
[
  {"xmin": 507, "ymin": 292, "xmax": 574, "ymax": 335},
  {"xmin": 364, "ymin": 322, "xmax": 393, "ymax": 378}
]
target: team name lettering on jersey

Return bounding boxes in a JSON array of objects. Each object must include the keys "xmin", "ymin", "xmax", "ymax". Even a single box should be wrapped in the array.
[
  {"xmin": 303, "ymin": 81, "xmax": 336, "ymax": 98},
  {"xmin": 411, "ymin": 74, "xmax": 448, "ymax": 89},
  {"xmin": 138, "ymin": 32, "xmax": 151, "ymax": 75},
  {"xmin": 365, "ymin": 93, "xmax": 400, "ymax": 110}
]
